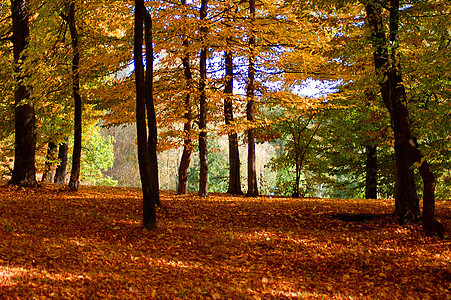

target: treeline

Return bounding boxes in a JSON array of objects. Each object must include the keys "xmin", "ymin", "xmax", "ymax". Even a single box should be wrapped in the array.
[{"xmin": 0, "ymin": 0, "xmax": 448, "ymax": 235}]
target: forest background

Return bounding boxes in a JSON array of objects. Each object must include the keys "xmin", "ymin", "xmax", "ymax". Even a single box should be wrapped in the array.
[{"xmin": 0, "ymin": 0, "xmax": 449, "ymax": 200}]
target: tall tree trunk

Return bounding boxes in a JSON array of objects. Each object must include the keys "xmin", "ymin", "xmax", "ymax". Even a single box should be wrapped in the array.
[
  {"xmin": 135, "ymin": 0, "xmax": 158, "ymax": 229},
  {"xmin": 365, "ymin": 145, "xmax": 377, "ymax": 199},
  {"xmin": 224, "ymin": 47, "xmax": 242, "ymax": 195},
  {"xmin": 177, "ymin": 2, "xmax": 193, "ymax": 195},
  {"xmin": 387, "ymin": 0, "xmax": 442, "ymax": 237},
  {"xmin": 144, "ymin": 10, "xmax": 160, "ymax": 208},
  {"xmin": 246, "ymin": 0, "xmax": 258, "ymax": 197},
  {"xmin": 364, "ymin": 0, "xmax": 419, "ymax": 222},
  {"xmin": 198, "ymin": 0, "xmax": 209, "ymax": 197},
  {"xmin": 54, "ymin": 139, "xmax": 68, "ymax": 184},
  {"xmin": 10, "ymin": 0, "xmax": 37, "ymax": 188},
  {"xmin": 365, "ymin": 0, "xmax": 443, "ymax": 237},
  {"xmin": 67, "ymin": 2, "xmax": 82, "ymax": 191},
  {"xmin": 41, "ymin": 142, "xmax": 57, "ymax": 182}
]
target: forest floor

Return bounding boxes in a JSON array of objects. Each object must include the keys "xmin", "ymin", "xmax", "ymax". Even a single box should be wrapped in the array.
[{"xmin": 0, "ymin": 184, "xmax": 449, "ymax": 299}]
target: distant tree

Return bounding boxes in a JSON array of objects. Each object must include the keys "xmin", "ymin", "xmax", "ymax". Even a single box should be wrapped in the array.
[
  {"xmin": 54, "ymin": 139, "xmax": 69, "ymax": 184},
  {"xmin": 267, "ymin": 110, "xmax": 321, "ymax": 198},
  {"xmin": 187, "ymin": 138, "xmax": 228, "ymax": 193},
  {"xmin": 41, "ymin": 142, "xmax": 57, "ymax": 182}
]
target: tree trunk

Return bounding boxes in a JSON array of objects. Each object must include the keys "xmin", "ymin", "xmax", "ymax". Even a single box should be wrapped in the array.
[
  {"xmin": 41, "ymin": 142, "xmax": 57, "ymax": 182},
  {"xmin": 291, "ymin": 123, "xmax": 301, "ymax": 198},
  {"xmin": 198, "ymin": 0, "xmax": 209, "ymax": 197},
  {"xmin": 67, "ymin": 2, "xmax": 82, "ymax": 191},
  {"xmin": 393, "ymin": 140, "xmax": 420, "ymax": 222},
  {"xmin": 365, "ymin": 145, "xmax": 377, "ymax": 199},
  {"xmin": 144, "ymin": 9, "xmax": 161, "ymax": 208},
  {"xmin": 135, "ymin": 0, "xmax": 157, "ymax": 229},
  {"xmin": 10, "ymin": 0, "xmax": 37, "ymax": 188},
  {"xmin": 224, "ymin": 48, "xmax": 242, "ymax": 195},
  {"xmin": 292, "ymin": 162, "xmax": 300, "ymax": 198},
  {"xmin": 177, "ymin": 6, "xmax": 193, "ymax": 195},
  {"xmin": 54, "ymin": 140, "xmax": 68, "ymax": 184},
  {"xmin": 388, "ymin": 0, "xmax": 441, "ymax": 237},
  {"xmin": 364, "ymin": 0, "xmax": 419, "ymax": 222},
  {"xmin": 246, "ymin": 0, "xmax": 258, "ymax": 197},
  {"xmin": 365, "ymin": 0, "xmax": 443, "ymax": 237}
]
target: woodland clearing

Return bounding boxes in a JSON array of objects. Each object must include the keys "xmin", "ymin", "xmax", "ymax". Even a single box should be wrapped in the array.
[{"xmin": 0, "ymin": 185, "xmax": 449, "ymax": 299}]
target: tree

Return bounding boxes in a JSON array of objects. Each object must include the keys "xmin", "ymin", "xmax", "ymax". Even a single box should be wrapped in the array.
[
  {"xmin": 266, "ymin": 108, "xmax": 322, "ymax": 197},
  {"xmin": 198, "ymin": 0, "xmax": 209, "ymax": 197},
  {"xmin": 54, "ymin": 139, "xmax": 69, "ymax": 184},
  {"xmin": 9, "ymin": 0, "xmax": 37, "ymax": 187},
  {"xmin": 134, "ymin": 0, "xmax": 159, "ymax": 229},
  {"xmin": 224, "ymin": 46, "xmax": 242, "ymax": 195},
  {"xmin": 364, "ymin": 0, "xmax": 443, "ymax": 237},
  {"xmin": 41, "ymin": 141, "xmax": 56, "ymax": 182},
  {"xmin": 177, "ymin": 0, "xmax": 194, "ymax": 195},
  {"xmin": 61, "ymin": 1, "xmax": 83, "ymax": 191},
  {"xmin": 246, "ymin": 0, "xmax": 258, "ymax": 196}
]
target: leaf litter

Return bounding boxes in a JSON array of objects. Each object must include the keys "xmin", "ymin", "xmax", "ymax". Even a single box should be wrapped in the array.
[{"xmin": 0, "ymin": 185, "xmax": 449, "ymax": 299}]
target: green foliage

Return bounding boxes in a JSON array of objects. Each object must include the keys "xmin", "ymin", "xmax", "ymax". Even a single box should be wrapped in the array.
[
  {"xmin": 188, "ymin": 138, "xmax": 228, "ymax": 193},
  {"xmin": 69, "ymin": 125, "xmax": 117, "ymax": 186}
]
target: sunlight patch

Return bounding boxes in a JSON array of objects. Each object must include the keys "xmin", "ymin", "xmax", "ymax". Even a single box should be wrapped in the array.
[{"xmin": 0, "ymin": 265, "xmax": 30, "ymax": 286}]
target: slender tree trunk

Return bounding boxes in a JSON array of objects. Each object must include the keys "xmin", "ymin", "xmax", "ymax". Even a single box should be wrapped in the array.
[
  {"xmin": 291, "ymin": 123, "xmax": 300, "ymax": 197},
  {"xmin": 67, "ymin": 2, "xmax": 82, "ymax": 191},
  {"xmin": 177, "ymin": 106, "xmax": 192, "ymax": 194},
  {"xmin": 224, "ymin": 47, "xmax": 242, "ymax": 195},
  {"xmin": 135, "ymin": 0, "xmax": 157, "ymax": 229},
  {"xmin": 177, "ymin": 4, "xmax": 193, "ymax": 195},
  {"xmin": 198, "ymin": 0, "xmax": 209, "ymax": 197},
  {"xmin": 41, "ymin": 142, "xmax": 57, "ymax": 182},
  {"xmin": 144, "ymin": 10, "xmax": 160, "ymax": 207},
  {"xmin": 365, "ymin": 145, "xmax": 377, "ymax": 199},
  {"xmin": 246, "ymin": 0, "xmax": 258, "ymax": 197},
  {"xmin": 293, "ymin": 161, "xmax": 300, "ymax": 198},
  {"xmin": 10, "ymin": 0, "xmax": 37, "ymax": 188},
  {"xmin": 54, "ymin": 139, "xmax": 68, "ymax": 184}
]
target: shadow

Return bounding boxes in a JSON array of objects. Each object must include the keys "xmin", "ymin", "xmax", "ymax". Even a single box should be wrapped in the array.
[{"xmin": 0, "ymin": 186, "xmax": 449, "ymax": 299}]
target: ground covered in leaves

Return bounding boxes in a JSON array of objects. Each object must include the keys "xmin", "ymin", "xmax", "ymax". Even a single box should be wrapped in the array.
[{"xmin": 0, "ymin": 185, "xmax": 449, "ymax": 299}]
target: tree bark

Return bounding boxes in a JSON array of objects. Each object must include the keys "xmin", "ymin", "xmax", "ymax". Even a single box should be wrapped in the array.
[
  {"xmin": 135, "ymin": 0, "xmax": 157, "ymax": 229},
  {"xmin": 177, "ymin": 2, "xmax": 193, "ymax": 195},
  {"xmin": 364, "ymin": 0, "xmax": 419, "ymax": 222},
  {"xmin": 144, "ymin": 9, "xmax": 161, "ymax": 208},
  {"xmin": 365, "ymin": 145, "xmax": 377, "ymax": 199},
  {"xmin": 41, "ymin": 142, "xmax": 57, "ymax": 182},
  {"xmin": 67, "ymin": 2, "xmax": 82, "ymax": 191},
  {"xmin": 388, "ymin": 0, "xmax": 442, "ymax": 237},
  {"xmin": 365, "ymin": 0, "xmax": 443, "ymax": 237},
  {"xmin": 198, "ymin": 0, "xmax": 209, "ymax": 197},
  {"xmin": 54, "ymin": 140, "xmax": 68, "ymax": 184},
  {"xmin": 224, "ymin": 47, "xmax": 242, "ymax": 195},
  {"xmin": 10, "ymin": 0, "xmax": 37, "ymax": 188},
  {"xmin": 246, "ymin": 0, "xmax": 258, "ymax": 197}
]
